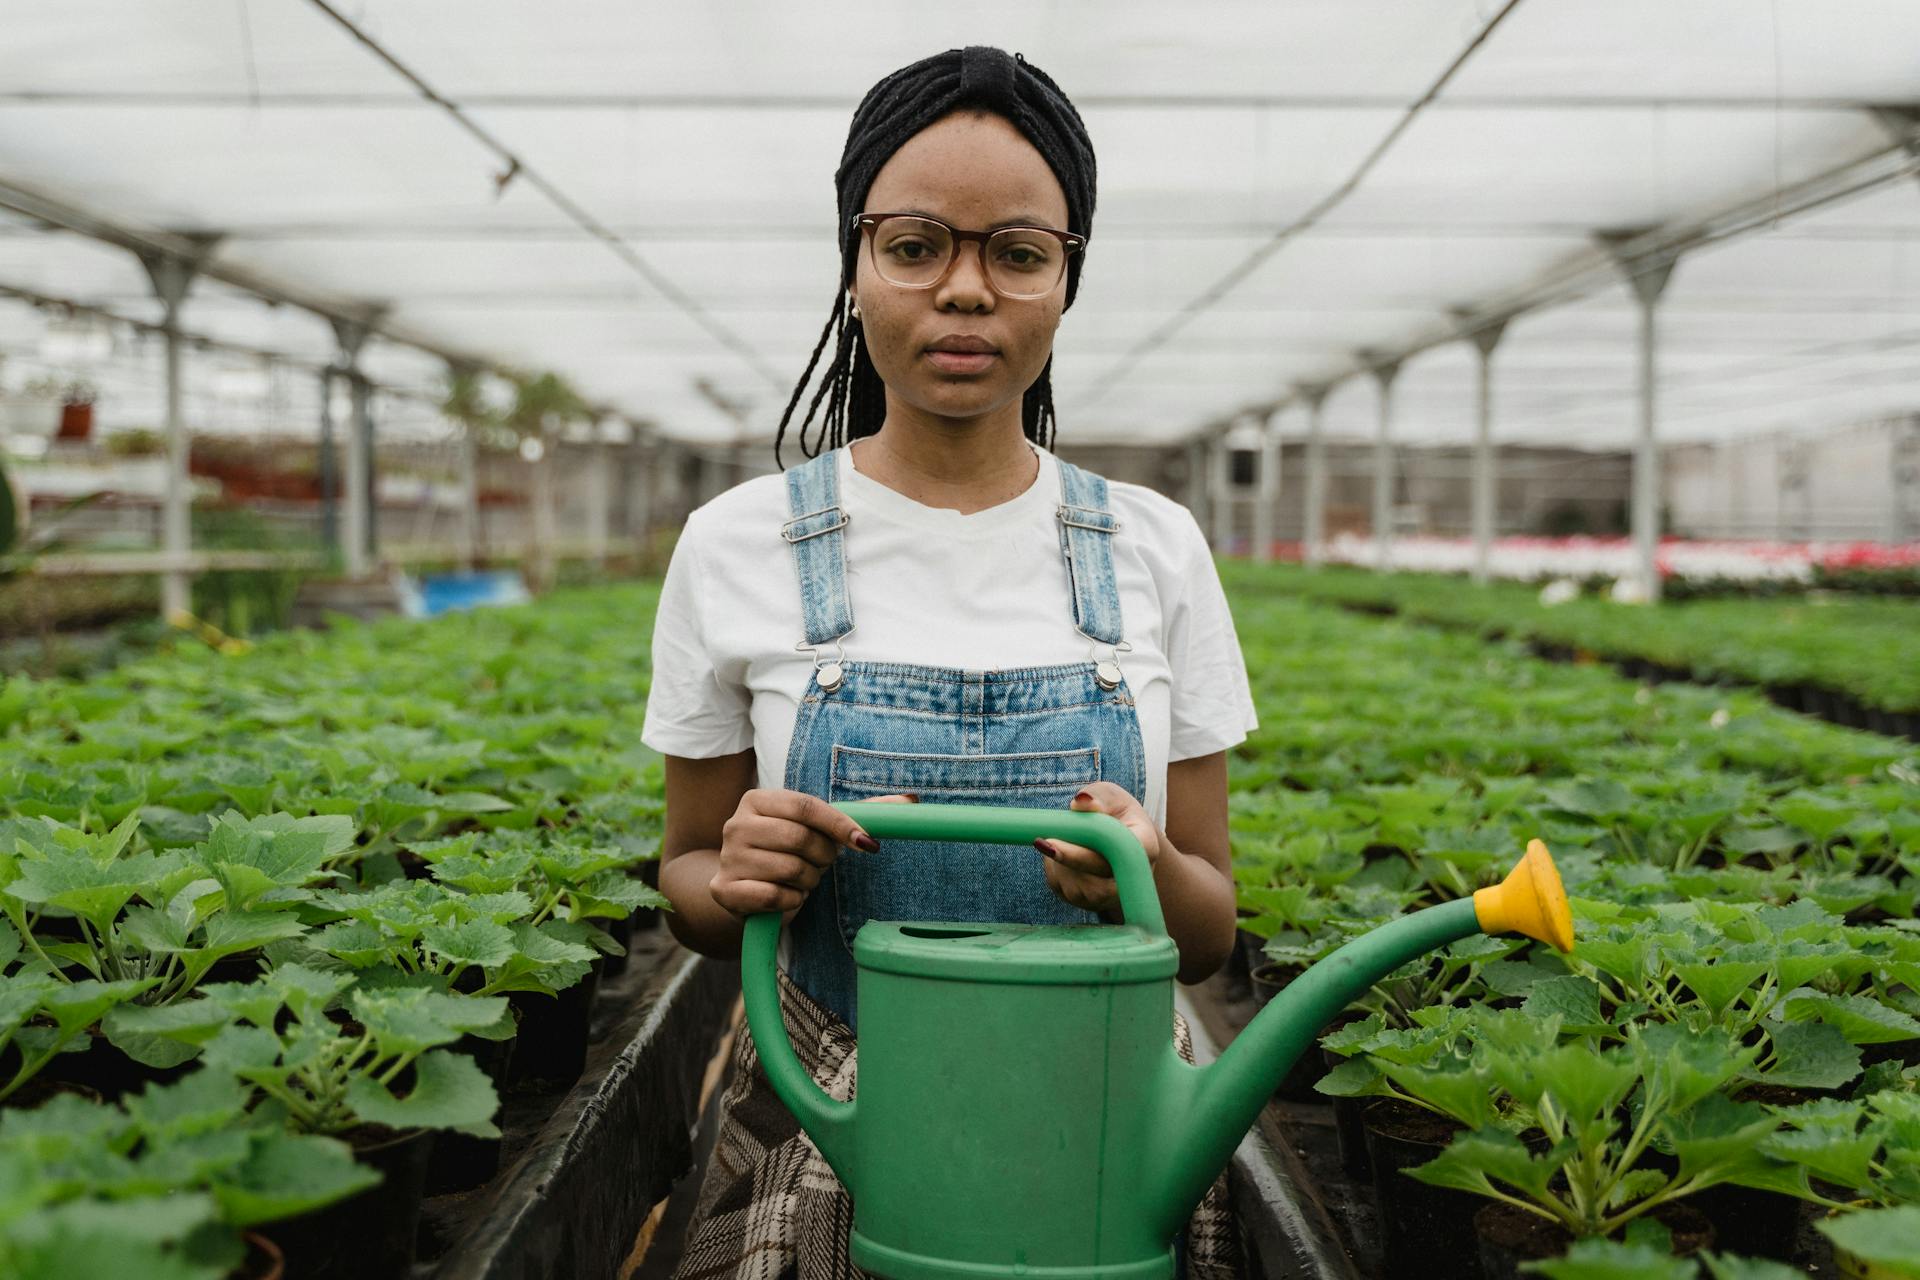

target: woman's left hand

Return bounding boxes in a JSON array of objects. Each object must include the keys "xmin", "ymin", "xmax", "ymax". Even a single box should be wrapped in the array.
[{"xmin": 1035, "ymin": 782, "xmax": 1162, "ymax": 916}]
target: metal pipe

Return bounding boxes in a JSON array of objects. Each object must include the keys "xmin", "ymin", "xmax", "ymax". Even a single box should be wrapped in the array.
[
  {"xmin": 1302, "ymin": 389, "xmax": 1328, "ymax": 569},
  {"xmin": 344, "ymin": 373, "xmax": 370, "ymax": 577},
  {"xmin": 137, "ymin": 250, "xmax": 207, "ymax": 623},
  {"xmin": 1466, "ymin": 320, "xmax": 1509, "ymax": 585},
  {"xmin": 1209, "ymin": 431, "xmax": 1233, "ymax": 554},
  {"xmin": 1366, "ymin": 358, "xmax": 1400, "ymax": 572},
  {"xmin": 317, "ymin": 367, "xmax": 339, "ymax": 553},
  {"xmin": 1598, "ymin": 232, "xmax": 1677, "ymax": 603},
  {"xmin": 1253, "ymin": 410, "xmax": 1280, "ymax": 564},
  {"xmin": 457, "ymin": 429, "xmax": 479, "ymax": 573}
]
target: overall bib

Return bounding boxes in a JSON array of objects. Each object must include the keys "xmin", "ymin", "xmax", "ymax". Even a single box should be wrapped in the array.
[
  {"xmin": 780, "ymin": 443, "xmax": 1141, "ymax": 1030},
  {"xmin": 670, "ymin": 445, "xmax": 1240, "ymax": 1280}
]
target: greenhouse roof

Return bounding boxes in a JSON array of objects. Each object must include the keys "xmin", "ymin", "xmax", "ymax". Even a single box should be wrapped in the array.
[{"xmin": 1, "ymin": 1, "xmax": 1917, "ymax": 449}]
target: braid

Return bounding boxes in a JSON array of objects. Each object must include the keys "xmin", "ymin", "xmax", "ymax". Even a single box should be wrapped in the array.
[{"xmin": 774, "ymin": 46, "xmax": 1094, "ymax": 470}]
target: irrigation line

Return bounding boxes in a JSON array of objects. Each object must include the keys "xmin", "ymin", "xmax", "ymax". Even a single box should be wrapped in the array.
[
  {"xmin": 1074, "ymin": 0, "xmax": 1529, "ymax": 409},
  {"xmin": 303, "ymin": 0, "xmax": 785, "ymax": 394}
]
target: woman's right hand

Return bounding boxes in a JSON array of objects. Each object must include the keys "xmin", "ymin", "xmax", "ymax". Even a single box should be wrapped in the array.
[{"xmin": 709, "ymin": 788, "xmax": 918, "ymax": 919}]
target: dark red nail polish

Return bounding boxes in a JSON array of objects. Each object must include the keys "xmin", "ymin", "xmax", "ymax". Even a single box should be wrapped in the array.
[
  {"xmin": 1035, "ymin": 838, "xmax": 1055, "ymax": 857},
  {"xmin": 903, "ymin": 793, "xmax": 920, "ymax": 802},
  {"xmin": 1074, "ymin": 790, "xmax": 1093, "ymax": 804},
  {"xmin": 854, "ymin": 833, "xmax": 880, "ymax": 853}
]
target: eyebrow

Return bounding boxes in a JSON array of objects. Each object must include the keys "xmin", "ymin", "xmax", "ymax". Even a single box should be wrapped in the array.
[{"xmin": 900, "ymin": 206, "xmax": 1061, "ymax": 231}]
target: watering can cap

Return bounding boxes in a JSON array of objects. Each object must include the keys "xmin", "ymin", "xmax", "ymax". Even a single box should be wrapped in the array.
[
  {"xmin": 1472, "ymin": 839, "xmax": 1575, "ymax": 953},
  {"xmin": 854, "ymin": 921, "xmax": 1178, "ymax": 986}
]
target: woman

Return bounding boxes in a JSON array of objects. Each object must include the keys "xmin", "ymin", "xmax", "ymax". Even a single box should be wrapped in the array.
[{"xmin": 642, "ymin": 45, "xmax": 1258, "ymax": 1279}]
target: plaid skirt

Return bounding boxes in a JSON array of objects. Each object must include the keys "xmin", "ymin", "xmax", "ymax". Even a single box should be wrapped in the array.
[{"xmin": 671, "ymin": 968, "xmax": 1243, "ymax": 1280}]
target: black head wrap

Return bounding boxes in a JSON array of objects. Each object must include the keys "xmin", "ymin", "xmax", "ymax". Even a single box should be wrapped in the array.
[{"xmin": 775, "ymin": 46, "xmax": 1098, "ymax": 468}]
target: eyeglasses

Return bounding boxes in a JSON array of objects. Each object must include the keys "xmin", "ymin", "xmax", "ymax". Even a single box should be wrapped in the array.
[{"xmin": 856, "ymin": 212, "xmax": 1086, "ymax": 301}]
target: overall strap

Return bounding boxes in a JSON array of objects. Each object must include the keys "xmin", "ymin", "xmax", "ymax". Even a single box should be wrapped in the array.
[
  {"xmin": 1055, "ymin": 459, "xmax": 1126, "ymax": 646},
  {"xmin": 781, "ymin": 449, "xmax": 854, "ymax": 646}
]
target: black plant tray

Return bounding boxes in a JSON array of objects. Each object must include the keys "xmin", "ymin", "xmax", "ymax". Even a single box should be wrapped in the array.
[{"xmin": 412, "ymin": 930, "xmax": 739, "ymax": 1280}]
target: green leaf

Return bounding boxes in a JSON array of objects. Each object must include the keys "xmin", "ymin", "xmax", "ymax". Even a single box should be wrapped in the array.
[
  {"xmin": 1785, "ymin": 993, "xmax": 1920, "ymax": 1047},
  {"xmin": 1521, "ymin": 1238, "xmax": 1695, "ymax": 1280},
  {"xmin": 1406, "ymin": 1128, "xmax": 1566, "ymax": 1203},
  {"xmin": 211, "ymin": 1129, "xmax": 382, "ymax": 1227},
  {"xmin": 420, "ymin": 918, "xmax": 516, "ymax": 969},
  {"xmin": 1697, "ymin": 1254, "xmax": 1813, "ymax": 1280},
  {"xmin": 1760, "ymin": 1020, "xmax": 1863, "ymax": 1090},
  {"xmin": 1673, "ymin": 959, "xmax": 1769, "ymax": 1018},
  {"xmin": 344, "ymin": 1048, "xmax": 501, "ymax": 1135},
  {"xmin": 1521, "ymin": 976, "xmax": 1611, "ymax": 1036},
  {"xmin": 1818, "ymin": 1205, "xmax": 1920, "ymax": 1273}
]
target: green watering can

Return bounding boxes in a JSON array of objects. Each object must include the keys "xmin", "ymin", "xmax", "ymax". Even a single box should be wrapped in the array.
[{"xmin": 742, "ymin": 802, "xmax": 1575, "ymax": 1280}]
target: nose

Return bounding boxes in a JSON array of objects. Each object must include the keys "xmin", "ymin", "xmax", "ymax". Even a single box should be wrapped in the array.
[{"xmin": 934, "ymin": 239, "xmax": 995, "ymax": 312}]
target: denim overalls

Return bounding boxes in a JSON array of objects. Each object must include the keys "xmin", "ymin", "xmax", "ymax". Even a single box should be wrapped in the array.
[{"xmin": 778, "ymin": 444, "xmax": 1147, "ymax": 1031}]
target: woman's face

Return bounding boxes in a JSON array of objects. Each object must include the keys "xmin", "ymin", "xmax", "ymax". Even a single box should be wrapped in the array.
[{"xmin": 850, "ymin": 109, "xmax": 1071, "ymax": 428}]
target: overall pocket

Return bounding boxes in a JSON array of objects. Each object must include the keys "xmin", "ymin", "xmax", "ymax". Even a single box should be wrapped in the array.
[{"xmin": 826, "ymin": 745, "xmax": 1104, "ymax": 947}]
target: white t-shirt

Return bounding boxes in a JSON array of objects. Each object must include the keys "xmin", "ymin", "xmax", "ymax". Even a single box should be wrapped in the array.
[{"xmin": 639, "ymin": 441, "xmax": 1258, "ymax": 829}]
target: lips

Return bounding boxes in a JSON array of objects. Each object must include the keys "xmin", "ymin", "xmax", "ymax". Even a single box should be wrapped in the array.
[
  {"xmin": 925, "ymin": 334, "xmax": 999, "ymax": 374},
  {"xmin": 926, "ymin": 334, "xmax": 998, "ymax": 355}
]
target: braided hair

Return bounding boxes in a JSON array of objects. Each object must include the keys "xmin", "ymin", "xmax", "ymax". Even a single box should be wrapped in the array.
[{"xmin": 774, "ymin": 46, "xmax": 1098, "ymax": 469}]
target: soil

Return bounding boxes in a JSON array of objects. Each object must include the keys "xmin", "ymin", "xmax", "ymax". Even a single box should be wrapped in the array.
[
  {"xmin": 232, "ymin": 1232, "xmax": 285, "ymax": 1280},
  {"xmin": 1475, "ymin": 1199, "xmax": 1715, "ymax": 1262},
  {"xmin": 1363, "ymin": 1098, "xmax": 1462, "ymax": 1145}
]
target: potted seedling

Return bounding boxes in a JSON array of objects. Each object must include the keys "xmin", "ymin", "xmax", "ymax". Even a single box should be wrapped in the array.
[
  {"xmin": 0, "ymin": 1069, "xmax": 376, "ymax": 1280},
  {"xmin": 1407, "ymin": 1020, "xmax": 1811, "ymax": 1278},
  {"xmin": 106, "ymin": 962, "xmax": 504, "ymax": 1280},
  {"xmin": 0, "ymin": 812, "xmax": 350, "ymax": 1093}
]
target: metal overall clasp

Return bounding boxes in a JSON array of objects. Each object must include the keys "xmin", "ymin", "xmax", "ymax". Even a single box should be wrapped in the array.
[
  {"xmin": 796, "ymin": 637, "xmax": 849, "ymax": 694},
  {"xmin": 1089, "ymin": 639, "xmax": 1132, "ymax": 691}
]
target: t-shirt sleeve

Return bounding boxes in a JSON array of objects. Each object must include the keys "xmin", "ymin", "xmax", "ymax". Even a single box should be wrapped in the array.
[
  {"xmin": 1163, "ymin": 508, "xmax": 1259, "ymax": 761},
  {"xmin": 640, "ymin": 518, "xmax": 754, "ymax": 758}
]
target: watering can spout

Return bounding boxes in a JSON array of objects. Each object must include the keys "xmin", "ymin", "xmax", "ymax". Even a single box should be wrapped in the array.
[{"xmin": 1155, "ymin": 839, "xmax": 1573, "ymax": 1237}]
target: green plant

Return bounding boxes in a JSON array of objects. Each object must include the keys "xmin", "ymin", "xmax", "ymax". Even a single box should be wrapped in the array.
[
  {"xmin": 108, "ymin": 963, "xmax": 504, "ymax": 1138},
  {"xmin": 0, "ymin": 811, "xmax": 353, "ymax": 1068},
  {"xmin": 1406, "ymin": 1019, "xmax": 1810, "ymax": 1241},
  {"xmin": 0, "ymin": 1072, "xmax": 376, "ymax": 1279}
]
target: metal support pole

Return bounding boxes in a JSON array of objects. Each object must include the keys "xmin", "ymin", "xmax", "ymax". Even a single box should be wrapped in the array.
[
  {"xmin": 1209, "ymin": 430, "xmax": 1233, "ymax": 553},
  {"xmin": 457, "ymin": 429, "xmax": 479, "ymax": 572},
  {"xmin": 1454, "ymin": 313, "xmax": 1510, "ymax": 585},
  {"xmin": 317, "ymin": 367, "xmax": 339, "ymax": 553},
  {"xmin": 1364, "ymin": 354, "xmax": 1401, "ymax": 572},
  {"xmin": 1184, "ymin": 436, "xmax": 1210, "ymax": 533},
  {"xmin": 1253, "ymin": 408, "xmax": 1281, "ymax": 564},
  {"xmin": 137, "ymin": 239, "xmax": 216, "ymax": 623},
  {"xmin": 1597, "ymin": 232, "xmax": 1677, "ymax": 602},
  {"xmin": 329, "ymin": 313, "xmax": 383, "ymax": 578},
  {"xmin": 529, "ymin": 423, "xmax": 557, "ymax": 592},
  {"xmin": 587, "ymin": 418, "xmax": 612, "ymax": 570},
  {"xmin": 1892, "ymin": 419, "xmax": 1920, "ymax": 543},
  {"xmin": 1301, "ymin": 386, "xmax": 1329, "ymax": 569},
  {"xmin": 629, "ymin": 430, "xmax": 657, "ymax": 556}
]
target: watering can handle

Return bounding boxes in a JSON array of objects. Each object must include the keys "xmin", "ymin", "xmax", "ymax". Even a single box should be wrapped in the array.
[{"xmin": 738, "ymin": 801, "xmax": 1167, "ymax": 1182}]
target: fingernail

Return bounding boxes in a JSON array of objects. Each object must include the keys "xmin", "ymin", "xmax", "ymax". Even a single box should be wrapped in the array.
[
  {"xmin": 1035, "ymin": 838, "xmax": 1055, "ymax": 858},
  {"xmin": 853, "ymin": 832, "xmax": 880, "ymax": 853},
  {"xmin": 1074, "ymin": 790, "xmax": 1093, "ymax": 804},
  {"xmin": 902, "ymin": 793, "xmax": 920, "ymax": 802}
]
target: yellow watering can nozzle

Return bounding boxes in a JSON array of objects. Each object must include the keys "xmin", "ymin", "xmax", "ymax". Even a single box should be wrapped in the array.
[{"xmin": 1473, "ymin": 838, "xmax": 1575, "ymax": 953}]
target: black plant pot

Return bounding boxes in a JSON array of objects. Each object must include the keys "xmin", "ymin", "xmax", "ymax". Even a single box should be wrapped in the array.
[
  {"xmin": 1321, "ymin": 1043, "xmax": 1371, "ymax": 1179},
  {"xmin": 267, "ymin": 1125, "xmax": 434, "ymax": 1280},
  {"xmin": 35, "ymin": 1026, "xmax": 191, "ymax": 1101},
  {"xmin": 503, "ymin": 963, "xmax": 601, "ymax": 1095},
  {"xmin": 1474, "ymin": 1200, "xmax": 1713, "ymax": 1280},
  {"xmin": 1248, "ymin": 961, "xmax": 1292, "ymax": 1009},
  {"xmin": 631, "ymin": 859, "xmax": 662, "ymax": 931},
  {"xmin": 1686, "ymin": 1182, "xmax": 1805, "ymax": 1262},
  {"xmin": 421, "ymin": 1033, "xmax": 514, "ymax": 1196},
  {"xmin": 1363, "ymin": 1100, "xmax": 1481, "ymax": 1280},
  {"xmin": 1223, "ymin": 925, "xmax": 1257, "ymax": 1001},
  {"xmin": 601, "ymin": 913, "xmax": 634, "ymax": 979}
]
